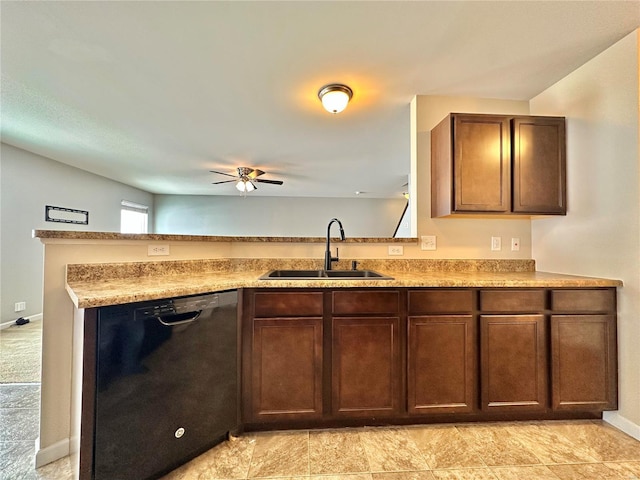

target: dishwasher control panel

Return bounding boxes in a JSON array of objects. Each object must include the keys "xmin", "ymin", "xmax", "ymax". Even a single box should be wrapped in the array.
[{"xmin": 134, "ymin": 294, "xmax": 219, "ymax": 320}]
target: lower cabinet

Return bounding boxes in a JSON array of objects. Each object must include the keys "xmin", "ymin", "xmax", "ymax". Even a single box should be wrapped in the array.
[
  {"xmin": 331, "ymin": 290, "xmax": 402, "ymax": 417},
  {"xmin": 480, "ymin": 314, "xmax": 548, "ymax": 412},
  {"xmin": 242, "ymin": 287, "xmax": 618, "ymax": 427},
  {"xmin": 242, "ymin": 290, "xmax": 324, "ymax": 423},
  {"xmin": 408, "ymin": 315, "xmax": 476, "ymax": 414},
  {"xmin": 332, "ymin": 317, "xmax": 401, "ymax": 416},
  {"xmin": 550, "ymin": 288, "xmax": 618, "ymax": 411}
]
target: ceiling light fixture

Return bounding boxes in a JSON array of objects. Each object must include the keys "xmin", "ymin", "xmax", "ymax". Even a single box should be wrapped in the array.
[
  {"xmin": 318, "ymin": 83, "xmax": 353, "ymax": 114},
  {"xmin": 236, "ymin": 179, "xmax": 256, "ymax": 193}
]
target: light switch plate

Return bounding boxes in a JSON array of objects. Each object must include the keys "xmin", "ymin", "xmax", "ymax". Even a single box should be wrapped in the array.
[{"xmin": 421, "ymin": 235, "xmax": 436, "ymax": 251}]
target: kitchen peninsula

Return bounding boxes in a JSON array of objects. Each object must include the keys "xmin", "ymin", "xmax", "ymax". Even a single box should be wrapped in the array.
[{"xmin": 35, "ymin": 230, "xmax": 623, "ymax": 479}]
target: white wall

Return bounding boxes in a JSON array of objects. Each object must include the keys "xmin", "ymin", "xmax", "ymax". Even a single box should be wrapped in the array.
[
  {"xmin": 412, "ymin": 95, "xmax": 533, "ymax": 259},
  {"xmin": 0, "ymin": 143, "xmax": 154, "ymax": 324},
  {"xmin": 531, "ymin": 30, "xmax": 640, "ymax": 432},
  {"xmin": 154, "ymin": 194, "xmax": 407, "ymax": 238}
]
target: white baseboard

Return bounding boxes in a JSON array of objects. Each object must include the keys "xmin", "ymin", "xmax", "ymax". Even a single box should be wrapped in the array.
[
  {"xmin": 0, "ymin": 313, "xmax": 42, "ymax": 330},
  {"xmin": 35, "ymin": 436, "xmax": 70, "ymax": 468},
  {"xmin": 603, "ymin": 411, "xmax": 640, "ymax": 441}
]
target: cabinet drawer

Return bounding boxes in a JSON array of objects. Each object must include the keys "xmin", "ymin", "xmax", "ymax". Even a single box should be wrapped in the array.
[
  {"xmin": 332, "ymin": 290, "xmax": 400, "ymax": 315},
  {"xmin": 551, "ymin": 289, "xmax": 615, "ymax": 313},
  {"xmin": 408, "ymin": 289, "xmax": 474, "ymax": 313},
  {"xmin": 480, "ymin": 289, "xmax": 545, "ymax": 312},
  {"xmin": 254, "ymin": 292, "xmax": 323, "ymax": 317}
]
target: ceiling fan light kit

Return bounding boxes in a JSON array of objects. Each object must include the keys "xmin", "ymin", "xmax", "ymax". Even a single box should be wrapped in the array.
[
  {"xmin": 236, "ymin": 180, "xmax": 256, "ymax": 192},
  {"xmin": 318, "ymin": 83, "xmax": 353, "ymax": 114}
]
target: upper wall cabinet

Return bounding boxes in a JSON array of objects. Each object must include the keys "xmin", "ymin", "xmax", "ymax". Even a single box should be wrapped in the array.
[{"xmin": 431, "ymin": 113, "xmax": 566, "ymax": 217}]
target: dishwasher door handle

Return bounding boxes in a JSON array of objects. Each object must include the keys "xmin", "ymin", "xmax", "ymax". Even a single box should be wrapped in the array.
[{"xmin": 155, "ymin": 310, "xmax": 202, "ymax": 326}]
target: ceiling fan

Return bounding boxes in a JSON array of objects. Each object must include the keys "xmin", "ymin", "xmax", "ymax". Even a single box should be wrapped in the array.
[{"xmin": 210, "ymin": 167, "xmax": 284, "ymax": 193}]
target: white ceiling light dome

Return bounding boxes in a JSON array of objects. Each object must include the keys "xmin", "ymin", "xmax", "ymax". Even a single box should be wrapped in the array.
[{"xmin": 318, "ymin": 84, "xmax": 353, "ymax": 114}]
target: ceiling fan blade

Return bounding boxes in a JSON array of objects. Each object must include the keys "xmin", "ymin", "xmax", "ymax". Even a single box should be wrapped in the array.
[
  {"xmin": 248, "ymin": 169, "xmax": 265, "ymax": 179},
  {"xmin": 211, "ymin": 180, "xmax": 236, "ymax": 185},
  {"xmin": 255, "ymin": 178, "xmax": 284, "ymax": 185},
  {"xmin": 210, "ymin": 170, "xmax": 238, "ymax": 178}
]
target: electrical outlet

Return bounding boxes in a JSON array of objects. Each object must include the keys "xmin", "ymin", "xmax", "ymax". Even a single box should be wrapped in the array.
[
  {"xmin": 14, "ymin": 302, "xmax": 26, "ymax": 312},
  {"xmin": 511, "ymin": 237, "xmax": 521, "ymax": 251},
  {"xmin": 148, "ymin": 245, "xmax": 170, "ymax": 256},
  {"xmin": 421, "ymin": 235, "xmax": 436, "ymax": 251},
  {"xmin": 388, "ymin": 245, "xmax": 404, "ymax": 256},
  {"xmin": 491, "ymin": 236, "xmax": 502, "ymax": 251}
]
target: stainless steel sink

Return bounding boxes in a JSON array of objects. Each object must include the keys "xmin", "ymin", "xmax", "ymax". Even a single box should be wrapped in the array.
[
  {"xmin": 261, "ymin": 269, "xmax": 326, "ymax": 278},
  {"xmin": 324, "ymin": 270, "xmax": 390, "ymax": 278},
  {"xmin": 260, "ymin": 269, "xmax": 393, "ymax": 280}
]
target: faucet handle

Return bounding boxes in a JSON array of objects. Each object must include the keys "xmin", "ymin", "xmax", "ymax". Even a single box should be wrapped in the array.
[{"xmin": 351, "ymin": 260, "xmax": 359, "ymax": 271}]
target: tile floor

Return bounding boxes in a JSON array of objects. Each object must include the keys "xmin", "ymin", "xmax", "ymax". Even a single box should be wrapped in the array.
[{"xmin": 161, "ymin": 420, "xmax": 640, "ymax": 480}]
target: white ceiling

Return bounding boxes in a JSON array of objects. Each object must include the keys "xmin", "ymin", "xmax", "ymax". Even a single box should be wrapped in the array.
[{"xmin": 2, "ymin": 1, "xmax": 639, "ymax": 198}]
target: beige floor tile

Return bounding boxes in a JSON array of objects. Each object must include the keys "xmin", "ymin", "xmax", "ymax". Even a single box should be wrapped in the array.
[
  {"xmin": 491, "ymin": 465, "xmax": 560, "ymax": 480},
  {"xmin": 358, "ymin": 427, "xmax": 429, "ymax": 473},
  {"xmin": 543, "ymin": 421, "xmax": 640, "ymax": 462},
  {"xmin": 548, "ymin": 462, "xmax": 635, "ymax": 480},
  {"xmin": 431, "ymin": 468, "xmax": 498, "ymax": 480},
  {"xmin": 372, "ymin": 472, "xmax": 435, "ymax": 480},
  {"xmin": 309, "ymin": 429, "xmax": 370, "ymax": 474},
  {"xmin": 603, "ymin": 462, "xmax": 640, "ymax": 478},
  {"xmin": 312, "ymin": 475, "xmax": 374, "ymax": 480},
  {"xmin": 176, "ymin": 434, "xmax": 256, "ymax": 479},
  {"xmin": 504, "ymin": 421, "xmax": 598, "ymax": 464},
  {"xmin": 405, "ymin": 425, "xmax": 485, "ymax": 469},
  {"xmin": 34, "ymin": 455, "xmax": 74, "ymax": 480},
  {"xmin": 247, "ymin": 430, "xmax": 310, "ymax": 478},
  {"xmin": 156, "ymin": 435, "xmax": 275, "ymax": 480},
  {"xmin": 455, "ymin": 423, "xmax": 541, "ymax": 467}
]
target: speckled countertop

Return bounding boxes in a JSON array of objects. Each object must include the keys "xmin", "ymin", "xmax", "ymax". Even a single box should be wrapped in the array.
[
  {"xmin": 65, "ymin": 258, "xmax": 622, "ymax": 309},
  {"xmin": 34, "ymin": 229, "xmax": 415, "ymax": 243}
]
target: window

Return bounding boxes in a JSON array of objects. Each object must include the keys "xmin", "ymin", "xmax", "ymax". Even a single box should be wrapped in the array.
[{"xmin": 120, "ymin": 200, "xmax": 148, "ymax": 234}]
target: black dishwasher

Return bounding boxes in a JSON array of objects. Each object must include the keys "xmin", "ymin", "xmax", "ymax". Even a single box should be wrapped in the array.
[{"xmin": 93, "ymin": 290, "xmax": 238, "ymax": 480}]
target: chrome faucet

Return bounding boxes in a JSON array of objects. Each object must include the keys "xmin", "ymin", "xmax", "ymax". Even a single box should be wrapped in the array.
[{"xmin": 324, "ymin": 218, "xmax": 345, "ymax": 271}]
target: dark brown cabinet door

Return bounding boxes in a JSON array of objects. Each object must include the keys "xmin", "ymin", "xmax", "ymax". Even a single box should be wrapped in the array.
[
  {"xmin": 408, "ymin": 315, "xmax": 476, "ymax": 414},
  {"xmin": 431, "ymin": 114, "xmax": 511, "ymax": 215},
  {"xmin": 512, "ymin": 116, "xmax": 566, "ymax": 214},
  {"xmin": 248, "ymin": 317, "xmax": 323, "ymax": 422},
  {"xmin": 332, "ymin": 317, "xmax": 401, "ymax": 417},
  {"xmin": 480, "ymin": 314, "xmax": 548, "ymax": 412},
  {"xmin": 551, "ymin": 315, "xmax": 617, "ymax": 411},
  {"xmin": 454, "ymin": 115, "xmax": 511, "ymax": 213}
]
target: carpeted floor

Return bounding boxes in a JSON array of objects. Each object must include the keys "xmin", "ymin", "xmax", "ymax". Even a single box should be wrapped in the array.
[{"xmin": 0, "ymin": 320, "xmax": 42, "ymax": 384}]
